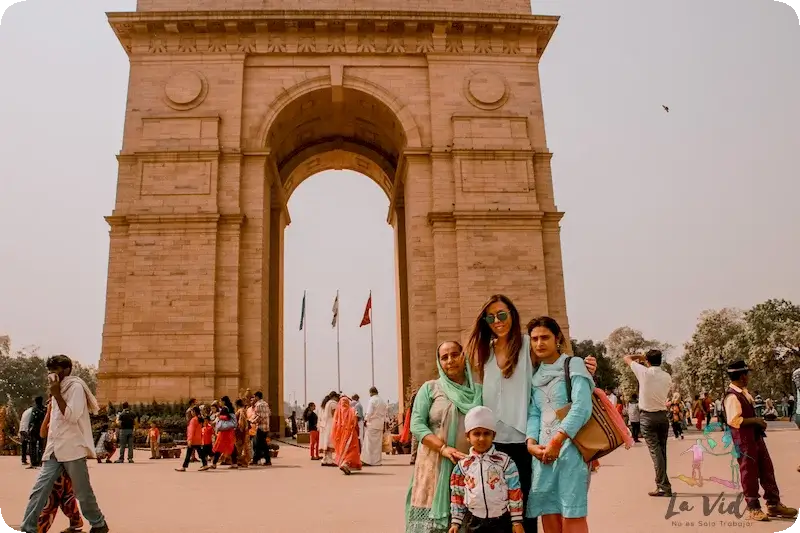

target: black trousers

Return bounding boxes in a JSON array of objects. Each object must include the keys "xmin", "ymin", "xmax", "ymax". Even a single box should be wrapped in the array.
[
  {"xmin": 21, "ymin": 434, "xmax": 29, "ymax": 463},
  {"xmin": 29, "ymin": 435, "xmax": 44, "ymax": 466},
  {"xmin": 671, "ymin": 421, "xmax": 683, "ymax": 438},
  {"xmin": 494, "ymin": 442, "xmax": 537, "ymax": 533},
  {"xmin": 183, "ymin": 445, "xmax": 207, "ymax": 468},
  {"xmin": 466, "ymin": 512, "xmax": 512, "ymax": 533},
  {"xmin": 631, "ymin": 422, "xmax": 641, "ymax": 441},
  {"xmin": 252, "ymin": 429, "xmax": 272, "ymax": 465}
]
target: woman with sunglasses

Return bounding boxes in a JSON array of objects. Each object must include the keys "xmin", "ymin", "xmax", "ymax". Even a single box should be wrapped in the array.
[{"xmin": 466, "ymin": 295, "xmax": 597, "ymax": 533}]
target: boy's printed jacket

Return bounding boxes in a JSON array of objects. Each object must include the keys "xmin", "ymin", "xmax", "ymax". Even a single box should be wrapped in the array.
[{"xmin": 450, "ymin": 446, "xmax": 523, "ymax": 525}]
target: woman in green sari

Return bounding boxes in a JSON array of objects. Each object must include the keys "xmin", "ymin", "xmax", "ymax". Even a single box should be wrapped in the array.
[{"xmin": 406, "ymin": 341, "xmax": 482, "ymax": 533}]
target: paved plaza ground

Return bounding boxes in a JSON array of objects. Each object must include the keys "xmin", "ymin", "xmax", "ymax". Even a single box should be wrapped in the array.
[{"xmin": 1, "ymin": 428, "xmax": 798, "ymax": 533}]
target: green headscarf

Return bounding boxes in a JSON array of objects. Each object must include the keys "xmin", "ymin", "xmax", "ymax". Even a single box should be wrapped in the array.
[{"xmin": 430, "ymin": 342, "xmax": 483, "ymax": 525}]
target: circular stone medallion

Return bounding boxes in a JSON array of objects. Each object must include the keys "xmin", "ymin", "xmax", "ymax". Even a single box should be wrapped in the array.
[
  {"xmin": 466, "ymin": 72, "xmax": 509, "ymax": 109},
  {"xmin": 164, "ymin": 70, "xmax": 206, "ymax": 109}
]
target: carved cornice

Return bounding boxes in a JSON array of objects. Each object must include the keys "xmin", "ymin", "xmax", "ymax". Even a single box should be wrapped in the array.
[
  {"xmin": 108, "ymin": 10, "xmax": 557, "ymax": 57},
  {"xmin": 105, "ymin": 213, "xmax": 246, "ymax": 227}
]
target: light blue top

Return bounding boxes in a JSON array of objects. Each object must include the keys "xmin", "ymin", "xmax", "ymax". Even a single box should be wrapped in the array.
[
  {"xmin": 482, "ymin": 335, "xmax": 532, "ymax": 444},
  {"xmin": 525, "ymin": 354, "xmax": 594, "ymax": 519}
]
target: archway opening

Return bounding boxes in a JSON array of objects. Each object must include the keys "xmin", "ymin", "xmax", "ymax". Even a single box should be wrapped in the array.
[
  {"xmin": 282, "ymin": 170, "xmax": 398, "ymax": 415},
  {"xmin": 263, "ymin": 84, "xmax": 412, "ymax": 419}
]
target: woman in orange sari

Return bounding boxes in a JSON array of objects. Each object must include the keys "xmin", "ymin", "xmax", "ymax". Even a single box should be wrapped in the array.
[{"xmin": 332, "ymin": 396, "xmax": 362, "ymax": 475}]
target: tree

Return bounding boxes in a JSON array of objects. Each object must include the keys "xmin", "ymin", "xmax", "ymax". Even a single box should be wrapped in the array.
[
  {"xmin": 72, "ymin": 362, "xmax": 98, "ymax": 394},
  {"xmin": 744, "ymin": 299, "xmax": 800, "ymax": 397},
  {"xmin": 570, "ymin": 338, "xmax": 618, "ymax": 391},
  {"xmin": 678, "ymin": 308, "xmax": 748, "ymax": 401},
  {"xmin": 606, "ymin": 326, "xmax": 672, "ymax": 396},
  {"xmin": 0, "ymin": 343, "xmax": 48, "ymax": 414}
]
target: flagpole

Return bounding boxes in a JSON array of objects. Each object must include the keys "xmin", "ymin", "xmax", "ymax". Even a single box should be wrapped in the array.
[
  {"xmin": 369, "ymin": 290, "xmax": 375, "ymax": 388},
  {"xmin": 303, "ymin": 290, "xmax": 308, "ymax": 406},
  {"xmin": 336, "ymin": 290, "xmax": 341, "ymax": 392}
]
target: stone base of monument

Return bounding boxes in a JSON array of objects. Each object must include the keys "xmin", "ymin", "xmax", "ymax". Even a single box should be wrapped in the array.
[{"xmin": 296, "ymin": 432, "xmax": 310, "ymax": 444}]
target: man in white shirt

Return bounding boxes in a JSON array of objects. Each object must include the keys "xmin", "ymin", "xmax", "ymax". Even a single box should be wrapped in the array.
[
  {"xmin": 361, "ymin": 387, "xmax": 387, "ymax": 466},
  {"xmin": 19, "ymin": 355, "xmax": 109, "ymax": 533},
  {"xmin": 625, "ymin": 349, "xmax": 673, "ymax": 497},
  {"xmin": 18, "ymin": 403, "xmax": 33, "ymax": 466}
]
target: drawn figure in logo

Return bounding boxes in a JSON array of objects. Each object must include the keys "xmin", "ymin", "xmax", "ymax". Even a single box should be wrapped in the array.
[{"xmin": 681, "ymin": 439, "xmax": 706, "ymax": 487}]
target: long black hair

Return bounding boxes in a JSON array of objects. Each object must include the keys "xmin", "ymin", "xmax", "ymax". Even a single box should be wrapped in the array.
[{"xmin": 303, "ymin": 402, "xmax": 316, "ymax": 421}]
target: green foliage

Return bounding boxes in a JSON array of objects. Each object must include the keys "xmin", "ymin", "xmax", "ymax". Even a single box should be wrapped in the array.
[
  {"xmin": 672, "ymin": 300, "xmax": 800, "ymax": 400},
  {"xmin": 0, "ymin": 345, "xmax": 48, "ymax": 414},
  {"xmin": 570, "ymin": 338, "xmax": 618, "ymax": 391},
  {"xmin": 605, "ymin": 326, "xmax": 673, "ymax": 396}
]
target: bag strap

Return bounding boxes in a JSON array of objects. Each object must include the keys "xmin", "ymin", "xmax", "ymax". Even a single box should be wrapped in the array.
[{"xmin": 563, "ymin": 356, "xmax": 572, "ymax": 404}]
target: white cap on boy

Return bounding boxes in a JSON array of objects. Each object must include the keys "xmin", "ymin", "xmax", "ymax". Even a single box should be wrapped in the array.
[{"xmin": 464, "ymin": 406, "xmax": 497, "ymax": 434}]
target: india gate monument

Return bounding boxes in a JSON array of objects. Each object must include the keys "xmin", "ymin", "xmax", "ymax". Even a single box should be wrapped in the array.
[{"xmin": 97, "ymin": 0, "xmax": 571, "ymax": 426}]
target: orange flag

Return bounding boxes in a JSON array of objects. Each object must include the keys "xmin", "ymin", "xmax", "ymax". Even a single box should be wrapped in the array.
[{"xmin": 359, "ymin": 293, "xmax": 372, "ymax": 327}]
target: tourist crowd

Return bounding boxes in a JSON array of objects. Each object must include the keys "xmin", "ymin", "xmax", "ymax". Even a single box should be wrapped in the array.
[{"xmin": 12, "ymin": 294, "xmax": 800, "ymax": 533}]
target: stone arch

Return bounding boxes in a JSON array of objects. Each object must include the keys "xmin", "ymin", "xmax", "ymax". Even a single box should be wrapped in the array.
[
  {"xmin": 255, "ymin": 73, "xmax": 423, "ymax": 152},
  {"xmin": 283, "ymin": 146, "xmax": 394, "ymax": 200}
]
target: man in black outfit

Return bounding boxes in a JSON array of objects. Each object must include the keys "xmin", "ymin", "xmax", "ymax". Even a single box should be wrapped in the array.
[{"xmin": 27, "ymin": 397, "xmax": 46, "ymax": 469}]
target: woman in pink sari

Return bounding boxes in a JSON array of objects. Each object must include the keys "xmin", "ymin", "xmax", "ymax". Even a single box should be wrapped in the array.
[{"xmin": 332, "ymin": 396, "xmax": 362, "ymax": 475}]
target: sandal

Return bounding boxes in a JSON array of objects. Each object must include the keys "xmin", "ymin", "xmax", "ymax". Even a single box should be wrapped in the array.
[{"xmin": 648, "ymin": 490, "xmax": 672, "ymax": 497}]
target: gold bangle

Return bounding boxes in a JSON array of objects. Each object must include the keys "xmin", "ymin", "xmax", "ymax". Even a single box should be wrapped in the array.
[{"xmin": 439, "ymin": 444, "xmax": 447, "ymax": 455}]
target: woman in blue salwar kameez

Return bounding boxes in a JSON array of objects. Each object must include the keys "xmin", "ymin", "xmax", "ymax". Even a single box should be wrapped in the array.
[{"xmin": 525, "ymin": 316, "xmax": 593, "ymax": 533}]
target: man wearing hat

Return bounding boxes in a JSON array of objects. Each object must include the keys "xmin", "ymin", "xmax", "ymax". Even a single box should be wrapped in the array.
[{"xmin": 722, "ymin": 360, "xmax": 797, "ymax": 521}]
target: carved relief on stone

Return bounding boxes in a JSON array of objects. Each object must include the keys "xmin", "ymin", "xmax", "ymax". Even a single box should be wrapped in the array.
[
  {"xmin": 357, "ymin": 34, "xmax": 376, "ymax": 53},
  {"xmin": 267, "ymin": 35, "xmax": 286, "ymax": 53},
  {"xmin": 177, "ymin": 37, "xmax": 197, "ymax": 53},
  {"xmin": 163, "ymin": 70, "xmax": 208, "ymax": 111},
  {"xmin": 464, "ymin": 71, "xmax": 509, "ymax": 110},
  {"xmin": 445, "ymin": 36, "xmax": 463, "ymax": 53},
  {"xmin": 474, "ymin": 36, "xmax": 492, "ymax": 54},
  {"xmin": 386, "ymin": 37, "xmax": 405, "ymax": 54},
  {"xmin": 149, "ymin": 36, "xmax": 168, "ymax": 54},
  {"xmin": 238, "ymin": 37, "xmax": 256, "ymax": 53},
  {"xmin": 327, "ymin": 35, "xmax": 347, "ymax": 53},
  {"xmin": 208, "ymin": 38, "xmax": 227, "ymax": 53},
  {"xmin": 503, "ymin": 40, "xmax": 521, "ymax": 54},
  {"xmin": 415, "ymin": 34, "xmax": 434, "ymax": 53},
  {"xmin": 297, "ymin": 35, "xmax": 316, "ymax": 53}
]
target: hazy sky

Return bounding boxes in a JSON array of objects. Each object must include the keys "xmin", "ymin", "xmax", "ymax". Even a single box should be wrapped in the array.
[{"xmin": 0, "ymin": 0, "xmax": 798, "ymax": 404}]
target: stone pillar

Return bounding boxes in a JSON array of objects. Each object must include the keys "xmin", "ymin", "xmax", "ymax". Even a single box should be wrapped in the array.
[
  {"xmin": 391, "ymin": 199, "xmax": 412, "ymax": 405},
  {"xmin": 402, "ymin": 154, "xmax": 440, "ymax": 389},
  {"xmin": 267, "ymin": 181, "xmax": 288, "ymax": 433}
]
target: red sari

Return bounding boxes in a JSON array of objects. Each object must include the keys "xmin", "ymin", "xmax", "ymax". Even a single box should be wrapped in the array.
[{"xmin": 332, "ymin": 396, "xmax": 362, "ymax": 475}]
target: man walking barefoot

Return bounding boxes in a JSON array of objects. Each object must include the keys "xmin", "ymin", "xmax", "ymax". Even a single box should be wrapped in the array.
[{"xmin": 19, "ymin": 355, "xmax": 109, "ymax": 533}]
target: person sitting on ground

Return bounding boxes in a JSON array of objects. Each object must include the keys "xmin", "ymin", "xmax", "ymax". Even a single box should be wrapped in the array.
[{"xmin": 94, "ymin": 425, "xmax": 116, "ymax": 464}]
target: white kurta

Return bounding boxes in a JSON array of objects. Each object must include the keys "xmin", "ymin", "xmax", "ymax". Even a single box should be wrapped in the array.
[
  {"xmin": 360, "ymin": 395, "xmax": 387, "ymax": 465},
  {"xmin": 319, "ymin": 400, "xmax": 336, "ymax": 450}
]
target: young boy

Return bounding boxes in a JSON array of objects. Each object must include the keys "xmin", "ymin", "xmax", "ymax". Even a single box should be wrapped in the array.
[
  {"xmin": 449, "ymin": 406, "xmax": 524, "ymax": 533},
  {"xmin": 147, "ymin": 422, "xmax": 161, "ymax": 460},
  {"xmin": 201, "ymin": 418, "xmax": 214, "ymax": 462}
]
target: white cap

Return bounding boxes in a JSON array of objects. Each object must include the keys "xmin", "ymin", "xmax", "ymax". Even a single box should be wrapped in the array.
[{"xmin": 464, "ymin": 406, "xmax": 496, "ymax": 434}]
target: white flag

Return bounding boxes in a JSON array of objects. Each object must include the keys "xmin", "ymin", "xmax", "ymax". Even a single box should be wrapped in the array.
[{"xmin": 331, "ymin": 292, "xmax": 339, "ymax": 328}]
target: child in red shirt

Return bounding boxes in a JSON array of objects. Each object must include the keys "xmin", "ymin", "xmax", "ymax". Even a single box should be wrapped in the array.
[
  {"xmin": 147, "ymin": 422, "xmax": 161, "ymax": 459},
  {"xmin": 201, "ymin": 418, "xmax": 214, "ymax": 462}
]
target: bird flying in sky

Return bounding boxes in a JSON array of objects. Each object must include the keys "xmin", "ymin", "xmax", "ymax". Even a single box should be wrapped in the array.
[{"xmin": 662, "ymin": 105, "xmax": 670, "ymax": 113}]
